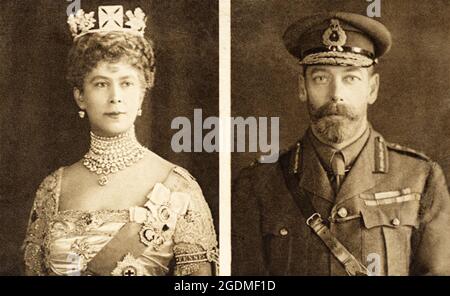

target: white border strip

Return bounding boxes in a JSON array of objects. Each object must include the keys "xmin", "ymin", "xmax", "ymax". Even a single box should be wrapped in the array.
[{"xmin": 219, "ymin": 0, "xmax": 231, "ymax": 276}]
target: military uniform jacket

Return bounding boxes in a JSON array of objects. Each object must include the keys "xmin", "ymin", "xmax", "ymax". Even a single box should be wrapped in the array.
[{"xmin": 232, "ymin": 129, "xmax": 450, "ymax": 275}]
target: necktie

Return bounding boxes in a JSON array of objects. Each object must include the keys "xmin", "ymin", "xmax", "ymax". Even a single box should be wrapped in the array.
[{"xmin": 331, "ymin": 151, "xmax": 345, "ymax": 193}]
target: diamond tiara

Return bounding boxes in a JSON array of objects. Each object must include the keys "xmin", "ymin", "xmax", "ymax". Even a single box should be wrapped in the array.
[{"xmin": 67, "ymin": 5, "xmax": 147, "ymax": 40}]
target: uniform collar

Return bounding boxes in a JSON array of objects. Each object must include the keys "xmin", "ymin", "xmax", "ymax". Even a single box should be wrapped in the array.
[
  {"xmin": 308, "ymin": 125, "xmax": 371, "ymax": 173},
  {"xmin": 294, "ymin": 126, "xmax": 388, "ymax": 204}
]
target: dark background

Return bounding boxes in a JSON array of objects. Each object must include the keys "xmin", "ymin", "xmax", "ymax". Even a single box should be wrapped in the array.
[
  {"xmin": 0, "ymin": 0, "xmax": 218, "ymax": 275},
  {"xmin": 231, "ymin": 0, "xmax": 450, "ymax": 182}
]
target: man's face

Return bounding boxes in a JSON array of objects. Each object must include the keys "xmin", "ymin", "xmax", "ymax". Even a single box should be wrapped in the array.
[{"xmin": 302, "ymin": 65, "xmax": 379, "ymax": 144}]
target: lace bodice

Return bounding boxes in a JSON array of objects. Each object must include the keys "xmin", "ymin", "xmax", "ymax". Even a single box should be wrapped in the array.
[{"xmin": 22, "ymin": 167, "xmax": 218, "ymax": 276}]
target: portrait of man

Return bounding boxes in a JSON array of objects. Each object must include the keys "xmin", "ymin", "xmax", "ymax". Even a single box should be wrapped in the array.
[{"xmin": 232, "ymin": 0, "xmax": 450, "ymax": 276}]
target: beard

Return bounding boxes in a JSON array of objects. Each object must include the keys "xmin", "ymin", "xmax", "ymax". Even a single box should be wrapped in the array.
[{"xmin": 309, "ymin": 101, "xmax": 363, "ymax": 144}]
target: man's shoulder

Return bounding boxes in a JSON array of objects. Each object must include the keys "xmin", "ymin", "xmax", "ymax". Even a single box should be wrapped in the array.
[
  {"xmin": 372, "ymin": 130, "xmax": 432, "ymax": 164},
  {"xmin": 235, "ymin": 149, "xmax": 293, "ymax": 183},
  {"xmin": 384, "ymin": 141, "xmax": 431, "ymax": 163},
  {"xmin": 375, "ymin": 136, "xmax": 437, "ymax": 179}
]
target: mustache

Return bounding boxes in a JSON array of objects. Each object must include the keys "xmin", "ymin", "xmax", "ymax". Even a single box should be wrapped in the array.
[{"xmin": 310, "ymin": 102, "xmax": 358, "ymax": 122}]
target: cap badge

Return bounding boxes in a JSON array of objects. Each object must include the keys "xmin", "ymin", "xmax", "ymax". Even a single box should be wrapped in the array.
[{"xmin": 322, "ymin": 19, "xmax": 347, "ymax": 51}]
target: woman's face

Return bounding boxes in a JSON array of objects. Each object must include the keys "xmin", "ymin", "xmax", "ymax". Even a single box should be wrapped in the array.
[{"xmin": 75, "ymin": 60, "xmax": 145, "ymax": 137}]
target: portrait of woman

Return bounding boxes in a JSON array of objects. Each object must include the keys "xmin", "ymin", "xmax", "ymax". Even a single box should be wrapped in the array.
[{"xmin": 20, "ymin": 4, "xmax": 218, "ymax": 276}]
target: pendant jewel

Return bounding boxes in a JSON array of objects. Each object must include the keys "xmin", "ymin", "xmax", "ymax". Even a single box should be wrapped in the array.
[
  {"xmin": 98, "ymin": 175, "xmax": 109, "ymax": 186},
  {"xmin": 82, "ymin": 127, "xmax": 148, "ymax": 186}
]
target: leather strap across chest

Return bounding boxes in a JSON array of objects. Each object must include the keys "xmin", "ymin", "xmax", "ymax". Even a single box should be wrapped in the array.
[{"xmin": 280, "ymin": 149, "xmax": 369, "ymax": 276}]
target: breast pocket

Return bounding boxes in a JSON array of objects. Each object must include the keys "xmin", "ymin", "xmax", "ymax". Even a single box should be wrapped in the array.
[
  {"xmin": 359, "ymin": 193, "xmax": 421, "ymax": 276},
  {"xmin": 261, "ymin": 219, "xmax": 294, "ymax": 275}
]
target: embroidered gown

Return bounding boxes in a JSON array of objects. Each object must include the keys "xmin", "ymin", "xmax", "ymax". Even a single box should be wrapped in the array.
[{"xmin": 22, "ymin": 166, "xmax": 218, "ymax": 276}]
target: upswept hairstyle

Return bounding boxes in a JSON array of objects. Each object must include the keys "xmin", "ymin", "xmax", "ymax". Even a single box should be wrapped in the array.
[{"xmin": 67, "ymin": 32, "xmax": 155, "ymax": 91}]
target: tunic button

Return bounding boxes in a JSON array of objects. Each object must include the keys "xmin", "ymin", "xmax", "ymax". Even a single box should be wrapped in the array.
[
  {"xmin": 279, "ymin": 228, "xmax": 288, "ymax": 236},
  {"xmin": 392, "ymin": 218, "xmax": 400, "ymax": 226},
  {"xmin": 337, "ymin": 207, "xmax": 348, "ymax": 218}
]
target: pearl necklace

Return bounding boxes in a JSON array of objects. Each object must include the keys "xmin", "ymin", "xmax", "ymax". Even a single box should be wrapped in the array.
[{"xmin": 82, "ymin": 128, "xmax": 149, "ymax": 186}]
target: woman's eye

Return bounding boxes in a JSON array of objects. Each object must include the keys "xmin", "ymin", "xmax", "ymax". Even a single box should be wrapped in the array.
[
  {"xmin": 122, "ymin": 81, "xmax": 134, "ymax": 87},
  {"xmin": 94, "ymin": 82, "xmax": 108, "ymax": 88}
]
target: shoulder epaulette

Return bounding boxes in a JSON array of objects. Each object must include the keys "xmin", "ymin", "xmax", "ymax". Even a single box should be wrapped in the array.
[
  {"xmin": 386, "ymin": 142, "xmax": 430, "ymax": 161},
  {"xmin": 249, "ymin": 149, "xmax": 287, "ymax": 167}
]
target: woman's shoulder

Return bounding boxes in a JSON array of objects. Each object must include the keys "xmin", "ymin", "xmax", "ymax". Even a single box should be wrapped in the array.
[
  {"xmin": 164, "ymin": 165, "xmax": 217, "ymax": 257},
  {"xmin": 60, "ymin": 160, "xmax": 85, "ymax": 181},
  {"xmin": 36, "ymin": 167, "xmax": 63, "ymax": 193},
  {"xmin": 142, "ymin": 151, "xmax": 200, "ymax": 190},
  {"xmin": 164, "ymin": 165, "xmax": 201, "ymax": 194},
  {"xmin": 144, "ymin": 154, "xmax": 208, "ymax": 216},
  {"xmin": 143, "ymin": 151, "xmax": 176, "ymax": 175},
  {"xmin": 32, "ymin": 167, "xmax": 64, "ymax": 217}
]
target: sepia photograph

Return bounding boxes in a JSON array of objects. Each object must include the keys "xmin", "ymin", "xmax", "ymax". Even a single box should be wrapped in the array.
[
  {"xmin": 1, "ymin": 0, "xmax": 450, "ymax": 287},
  {"xmin": 0, "ymin": 0, "xmax": 219, "ymax": 276},
  {"xmin": 231, "ymin": 0, "xmax": 450, "ymax": 276}
]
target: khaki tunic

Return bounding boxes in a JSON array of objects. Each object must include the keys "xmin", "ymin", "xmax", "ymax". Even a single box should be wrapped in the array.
[{"xmin": 232, "ymin": 129, "xmax": 450, "ymax": 275}]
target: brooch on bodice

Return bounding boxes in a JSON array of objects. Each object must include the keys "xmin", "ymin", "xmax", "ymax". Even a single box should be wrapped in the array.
[{"xmin": 129, "ymin": 183, "xmax": 190, "ymax": 250}]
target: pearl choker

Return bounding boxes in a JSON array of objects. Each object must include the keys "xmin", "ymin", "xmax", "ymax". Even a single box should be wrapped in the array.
[{"xmin": 82, "ymin": 128, "xmax": 149, "ymax": 186}]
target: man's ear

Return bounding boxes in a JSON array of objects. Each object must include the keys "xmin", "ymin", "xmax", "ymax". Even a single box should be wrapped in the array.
[
  {"xmin": 74, "ymin": 87, "xmax": 86, "ymax": 109},
  {"xmin": 298, "ymin": 74, "xmax": 307, "ymax": 103},
  {"xmin": 368, "ymin": 73, "xmax": 379, "ymax": 105}
]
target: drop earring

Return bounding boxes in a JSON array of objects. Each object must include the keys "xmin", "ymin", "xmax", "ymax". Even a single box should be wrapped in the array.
[
  {"xmin": 78, "ymin": 110, "xmax": 85, "ymax": 118},
  {"xmin": 137, "ymin": 109, "xmax": 142, "ymax": 116}
]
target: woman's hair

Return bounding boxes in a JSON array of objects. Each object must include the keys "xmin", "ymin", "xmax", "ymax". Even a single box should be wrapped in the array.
[{"xmin": 67, "ymin": 32, "xmax": 155, "ymax": 91}]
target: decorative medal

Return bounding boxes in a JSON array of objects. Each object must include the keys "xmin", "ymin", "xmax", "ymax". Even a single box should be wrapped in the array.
[
  {"xmin": 322, "ymin": 19, "xmax": 347, "ymax": 51},
  {"xmin": 158, "ymin": 205, "xmax": 171, "ymax": 222},
  {"xmin": 139, "ymin": 225, "xmax": 166, "ymax": 250},
  {"xmin": 111, "ymin": 253, "xmax": 145, "ymax": 276}
]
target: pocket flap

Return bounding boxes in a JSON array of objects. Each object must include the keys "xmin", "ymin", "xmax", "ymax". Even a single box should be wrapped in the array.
[{"xmin": 360, "ymin": 198, "xmax": 420, "ymax": 229}]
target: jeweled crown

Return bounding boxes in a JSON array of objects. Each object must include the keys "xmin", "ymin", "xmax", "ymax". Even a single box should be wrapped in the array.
[{"xmin": 67, "ymin": 5, "xmax": 147, "ymax": 40}]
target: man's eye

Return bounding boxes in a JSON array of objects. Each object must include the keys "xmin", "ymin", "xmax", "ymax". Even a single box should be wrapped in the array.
[
  {"xmin": 345, "ymin": 75, "xmax": 361, "ymax": 82},
  {"xmin": 313, "ymin": 76, "xmax": 328, "ymax": 83}
]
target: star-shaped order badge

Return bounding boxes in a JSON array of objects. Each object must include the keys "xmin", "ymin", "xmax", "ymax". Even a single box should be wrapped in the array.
[
  {"xmin": 136, "ymin": 183, "xmax": 191, "ymax": 250},
  {"xmin": 111, "ymin": 253, "xmax": 146, "ymax": 276}
]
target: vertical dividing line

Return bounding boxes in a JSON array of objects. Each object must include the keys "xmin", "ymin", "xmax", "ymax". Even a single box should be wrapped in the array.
[{"xmin": 219, "ymin": 0, "xmax": 231, "ymax": 276}]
